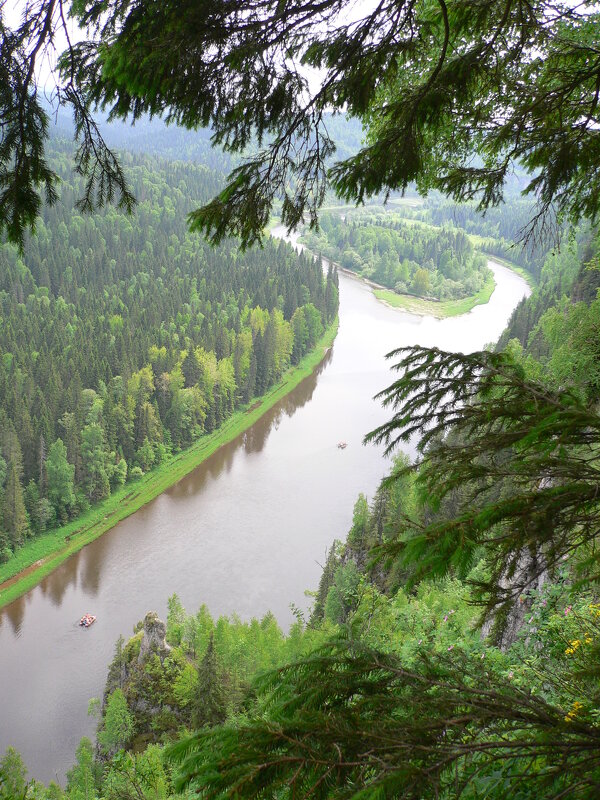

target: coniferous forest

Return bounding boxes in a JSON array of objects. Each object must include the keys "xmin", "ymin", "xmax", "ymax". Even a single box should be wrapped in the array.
[
  {"xmin": 0, "ymin": 139, "xmax": 338, "ymax": 561},
  {"xmin": 3, "ymin": 0, "xmax": 600, "ymax": 798},
  {"xmin": 302, "ymin": 209, "xmax": 491, "ymax": 300}
]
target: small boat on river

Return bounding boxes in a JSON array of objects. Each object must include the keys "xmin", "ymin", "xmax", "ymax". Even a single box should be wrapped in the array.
[
  {"xmin": 337, "ymin": 441, "xmax": 347, "ymax": 449},
  {"xmin": 79, "ymin": 614, "xmax": 96, "ymax": 628}
]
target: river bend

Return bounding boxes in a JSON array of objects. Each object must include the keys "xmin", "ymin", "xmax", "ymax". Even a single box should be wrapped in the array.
[{"xmin": 0, "ymin": 230, "xmax": 530, "ymax": 782}]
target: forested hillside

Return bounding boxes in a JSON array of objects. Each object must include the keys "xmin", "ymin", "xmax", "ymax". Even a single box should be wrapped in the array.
[
  {"xmin": 498, "ymin": 226, "xmax": 596, "ymax": 350},
  {"xmin": 4, "ymin": 0, "xmax": 600, "ymax": 795},
  {"xmin": 0, "ymin": 140, "xmax": 338, "ymax": 561},
  {"xmin": 414, "ymin": 198, "xmax": 542, "ymax": 275},
  {"xmin": 302, "ymin": 209, "xmax": 490, "ymax": 300},
  {"xmin": 47, "ymin": 108, "xmax": 364, "ymax": 174}
]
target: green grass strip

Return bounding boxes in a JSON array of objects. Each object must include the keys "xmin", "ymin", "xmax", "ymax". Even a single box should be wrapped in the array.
[
  {"xmin": 373, "ymin": 272, "xmax": 496, "ymax": 318},
  {"xmin": 481, "ymin": 253, "xmax": 536, "ymax": 288},
  {"xmin": 0, "ymin": 319, "xmax": 338, "ymax": 610}
]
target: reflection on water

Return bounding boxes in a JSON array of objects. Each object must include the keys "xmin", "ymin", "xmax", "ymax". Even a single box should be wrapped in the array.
[
  {"xmin": 80, "ymin": 546, "xmax": 105, "ymax": 597},
  {"xmin": 43, "ymin": 552, "xmax": 80, "ymax": 607},
  {"xmin": 2, "ymin": 593, "xmax": 26, "ymax": 636},
  {"xmin": 0, "ymin": 245, "xmax": 529, "ymax": 785}
]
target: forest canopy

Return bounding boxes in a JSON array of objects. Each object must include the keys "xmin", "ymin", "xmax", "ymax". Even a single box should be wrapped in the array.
[
  {"xmin": 303, "ymin": 210, "xmax": 491, "ymax": 300},
  {"xmin": 0, "ymin": 139, "xmax": 338, "ymax": 562},
  {"xmin": 3, "ymin": 2, "xmax": 600, "ymax": 799},
  {"xmin": 2, "ymin": 0, "xmax": 600, "ymax": 248}
]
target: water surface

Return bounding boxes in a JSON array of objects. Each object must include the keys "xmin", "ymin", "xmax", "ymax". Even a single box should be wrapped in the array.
[{"xmin": 0, "ymin": 232, "xmax": 529, "ymax": 782}]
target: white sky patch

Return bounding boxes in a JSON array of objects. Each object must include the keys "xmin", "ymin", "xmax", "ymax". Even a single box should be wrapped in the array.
[{"xmin": 2, "ymin": 0, "xmax": 83, "ymax": 91}]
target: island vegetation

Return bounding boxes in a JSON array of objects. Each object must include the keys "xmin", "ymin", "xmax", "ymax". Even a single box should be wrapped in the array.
[{"xmin": 302, "ymin": 209, "xmax": 493, "ymax": 316}]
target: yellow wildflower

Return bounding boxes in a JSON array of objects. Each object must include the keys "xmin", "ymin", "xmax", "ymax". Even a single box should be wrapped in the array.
[
  {"xmin": 565, "ymin": 639, "xmax": 581, "ymax": 655},
  {"xmin": 564, "ymin": 701, "xmax": 583, "ymax": 723}
]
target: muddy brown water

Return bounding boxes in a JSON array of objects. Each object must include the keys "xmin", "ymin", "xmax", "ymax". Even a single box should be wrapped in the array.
[{"xmin": 0, "ymin": 229, "xmax": 529, "ymax": 783}]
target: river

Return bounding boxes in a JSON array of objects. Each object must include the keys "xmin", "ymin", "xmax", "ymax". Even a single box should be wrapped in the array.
[{"xmin": 0, "ymin": 229, "xmax": 529, "ymax": 783}]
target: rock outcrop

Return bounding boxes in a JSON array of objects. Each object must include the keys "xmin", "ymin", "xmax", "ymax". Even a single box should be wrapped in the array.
[
  {"xmin": 481, "ymin": 547, "xmax": 549, "ymax": 650},
  {"xmin": 138, "ymin": 611, "xmax": 171, "ymax": 663}
]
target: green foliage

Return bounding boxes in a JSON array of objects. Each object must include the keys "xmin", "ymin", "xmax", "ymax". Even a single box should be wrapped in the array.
[
  {"xmin": 101, "ymin": 746, "xmax": 169, "ymax": 800},
  {"xmin": 192, "ymin": 633, "xmax": 227, "ymax": 728},
  {"xmin": 0, "ymin": 747, "xmax": 27, "ymax": 800},
  {"xmin": 97, "ymin": 689, "xmax": 135, "ymax": 755},
  {"xmin": 3, "ymin": 461, "xmax": 28, "ymax": 548},
  {"xmin": 112, "ymin": 595, "xmax": 333, "ymax": 747},
  {"xmin": 347, "ymin": 495, "xmax": 369, "ymax": 550},
  {"xmin": 0, "ymin": 21, "xmax": 58, "ymax": 252},
  {"xmin": 498, "ymin": 229, "xmax": 591, "ymax": 349},
  {"xmin": 65, "ymin": 738, "xmax": 98, "ymax": 800},
  {"xmin": 530, "ymin": 298, "xmax": 600, "ymax": 402},
  {"xmin": 135, "ymin": 437, "xmax": 155, "ymax": 473},
  {"xmin": 0, "ymin": 142, "xmax": 338, "ymax": 567},
  {"xmin": 169, "ymin": 634, "xmax": 600, "ymax": 799},
  {"xmin": 365, "ymin": 345, "xmax": 600, "ymax": 616},
  {"xmin": 324, "ymin": 561, "xmax": 361, "ymax": 625},
  {"xmin": 46, "ymin": 439, "xmax": 75, "ymax": 520},
  {"xmin": 311, "ymin": 541, "xmax": 342, "ymax": 625},
  {"xmin": 172, "ymin": 662, "xmax": 197, "ymax": 710},
  {"xmin": 166, "ymin": 593, "xmax": 186, "ymax": 647},
  {"xmin": 304, "ymin": 210, "xmax": 490, "ymax": 301}
]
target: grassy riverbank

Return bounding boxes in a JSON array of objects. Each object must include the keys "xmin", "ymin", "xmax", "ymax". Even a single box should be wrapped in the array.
[
  {"xmin": 372, "ymin": 271, "xmax": 496, "ymax": 318},
  {"xmin": 293, "ymin": 216, "xmax": 522, "ymax": 319},
  {"xmin": 0, "ymin": 319, "xmax": 338, "ymax": 610}
]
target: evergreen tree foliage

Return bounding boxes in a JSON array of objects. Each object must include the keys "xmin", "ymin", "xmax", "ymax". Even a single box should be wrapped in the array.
[
  {"xmin": 65, "ymin": 738, "xmax": 99, "ymax": 800},
  {"xmin": 0, "ymin": 747, "xmax": 27, "ymax": 800},
  {"xmin": 366, "ymin": 345, "xmax": 600, "ymax": 618},
  {"xmin": 46, "ymin": 439, "xmax": 75, "ymax": 520},
  {"xmin": 97, "ymin": 690, "xmax": 134, "ymax": 756},
  {"xmin": 310, "ymin": 542, "xmax": 342, "ymax": 625},
  {"xmin": 3, "ymin": 1, "xmax": 600, "ymax": 247},
  {"xmin": 169, "ymin": 638, "xmax": 600, "ymax": 799},
  {"xmin": 181, "ymin": 350, "xmax": 201, "ymax": 390},
  {"xmin": 192, "ymin": 633, "xmax": 227, "ymax": 729},
  {"xmin": 100, "ymin": 746, "xmax": 169, "ymax": 800},
  {"xmin": 2, "ymin": 461, "xmax": 28, "ymax": 548}
]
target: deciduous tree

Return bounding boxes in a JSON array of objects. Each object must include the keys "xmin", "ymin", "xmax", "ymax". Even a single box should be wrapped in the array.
[{"xmin": 46, "ymin": 438, "xmax": 75, "ymax": 520}]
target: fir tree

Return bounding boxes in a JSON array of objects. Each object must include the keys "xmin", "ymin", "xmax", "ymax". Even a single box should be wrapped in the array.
[
  {"xmin": 2, "ymin": 462, "xmax": 28, "ymax": 549},
  {"xmin": 192, "ymin": 633, "xmax": 227, "ymax": 729}
]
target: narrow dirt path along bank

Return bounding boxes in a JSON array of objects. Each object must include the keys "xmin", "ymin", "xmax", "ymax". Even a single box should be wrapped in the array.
[{"xmin": 0, "ymin": 321, "xmax": 338, "ymax": 610}]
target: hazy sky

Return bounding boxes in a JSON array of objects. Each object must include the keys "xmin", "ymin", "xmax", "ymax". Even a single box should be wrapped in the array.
[
  {"xmin": 3, "ymin": 0, "xmax": 377, "ymax": 100},
  {"xmin": 3, "ymin": 0, "xmax": 82, "ymax": 88}
]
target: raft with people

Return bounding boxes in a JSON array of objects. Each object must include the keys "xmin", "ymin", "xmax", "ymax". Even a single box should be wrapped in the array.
[{"xmin": 79, "ymin": 614, "xmax": 96, "ymax": 628}]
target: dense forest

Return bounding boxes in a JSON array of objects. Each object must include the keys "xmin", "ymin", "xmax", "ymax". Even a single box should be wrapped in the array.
[
  {"xmin": 2, "ymin": 129, "xmax": 600, "ymax": 800},
  {"xmin": 0, "ymin": 140, "xmax": 338, "ymax": 562},
  {"xmin": 302, "ymin": 210, "xmax": 491, "ymax": 300},
  {"xmin": 4, "ymin": 214, "xmax": 600, "ymax": 796},
  {"xmin": 4, "ymin": 0, "xmax": 600, "ymax": 796},
  {"xmin": 422, "ymin": 198, "xmax": 548, "ymax": 278}
]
